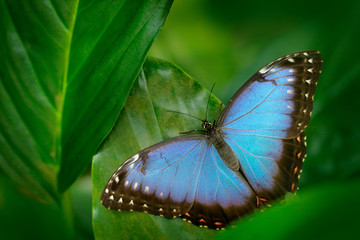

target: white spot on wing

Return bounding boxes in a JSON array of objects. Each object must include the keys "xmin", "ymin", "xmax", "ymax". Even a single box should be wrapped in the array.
[
  {"xmin": 109, "ymin": 195, "xmax": 114, "ymax": 201},
  {"xmin": 144, "ymin": 186, "xmax": 149, "ymax": 193},
  {"xmin": 308, "ymin": 58, "xmax": 313, "ymax": 63},
  {"xmin": 124, "ymin": 181, "xmax": 129, "ymax": 187},
  {"xmin": 259, "ymin": 68, "xmax": 268, "ymax": 74},
  {"xmin": 288, "ymin": 58, "xmax": 295, "ymax": 63},
  {"xmin": 143, "ymin": 203, "xmax": 148, "ymax": 208},
  {"xmin": 287, "ymin": 90, "xmax": 294, "ymax": 94},
  {"xmin": 119, "ymin": 197, "xmax": 123, "ymax": 204},
  {"xmin": 133, "ymin": 154, "xmax": 139, "ymax": 161},
  {"xmin": 303, "ymin": 52, "xmax": 309, "ymax": 56},
  {"xmin": 129, "ymin": 200, "xmax": 134, "ymax": 205},
  {"xmin": 133, "ymin": 182, "xmax": 138, "ymax": 190},
  {"xmin": 305, "ymin": 93, "xmax": 309, "ymax": 98},
  {"xmin": 115, "ymin": 176, "xmax": 119, "ymax": 183},
  {"xmin": 126, "ymin": 153, "xmax": 140, "ymax": 166},
  {"xmin": 289, "ymin": 69, "xmax": 295, "ymax": 73},
  {"xmin": 105, "ymin": 188, "xmax": 109, "ymax": 194},
  {"xmin": 305, "ymin": 79, "xmax": 311, "ymax": 84},
  {"xmin": 307, "ymin": 68, "xmax": 314, "ymax": 73},
  {"xmin": 160, "ymin": 192, "xmax": 163, "ymax": 197},
  {"xmin": 287, "ymin": 78, "xmax": 295, "ymax": 82}
]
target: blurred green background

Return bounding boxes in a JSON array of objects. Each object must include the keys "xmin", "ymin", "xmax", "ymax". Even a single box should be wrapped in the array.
[{"xmin": 1, "ymin": 0, "xmax": 360, "ymax": 239}]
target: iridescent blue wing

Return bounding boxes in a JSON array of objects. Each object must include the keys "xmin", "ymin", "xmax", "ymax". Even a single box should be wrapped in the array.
[
  {"xmin": 101, "ymin": 135, "xmax": 205, "ymax": 217},
  {"xmin": 183, "ymin": 143, "xmax": 256, "ymax": 229},
  {"xmin": 101, "ymin": 135, "xmax": 256, "ymax": 229},
  {"xmin": 217, "ymin": 50, "xmax": 322, "ymax": 200}
]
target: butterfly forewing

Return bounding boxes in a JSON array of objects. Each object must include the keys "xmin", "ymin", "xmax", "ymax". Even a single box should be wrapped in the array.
[
  {"xmin": 218, "ymin": 50, "xmax": 322, "ymax": 136},
  {"xmin": 101, "ymin": 135, "xmax": 207, "ymax": 218}
]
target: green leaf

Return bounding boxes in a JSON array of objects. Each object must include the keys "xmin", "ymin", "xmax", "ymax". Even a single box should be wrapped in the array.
[
  {"xmin": 216, "ymin": 178, "xmax": 360, "ymax": 240},
  {"xmin": 59, "ymin": 0, "xmax": 174, "ymax": 192},
  {"xmin": 0, "ymin": 0, "xmax": 173, "ymax": 202},
  {"xmin": 0, "ymin": 0, "xmax": 77, "ymax": 203},
  {"xmin": 92, "ymin": 57, "xmax": 222, "ymax": 239}
]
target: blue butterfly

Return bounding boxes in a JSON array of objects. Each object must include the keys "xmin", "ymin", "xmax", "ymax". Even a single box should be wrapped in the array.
[{"xmin": 101, "ymin": 50, "xmax": 323, "ymax": 230}]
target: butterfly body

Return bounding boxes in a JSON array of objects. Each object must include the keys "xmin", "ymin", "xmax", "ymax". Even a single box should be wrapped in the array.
[
  {"xmin": 204, "ymin": 124, "xmax": 241, "ymax": 171},
  {"xmin": 101, "ymin": 50, "xmax": 322, "ymax": 229}
]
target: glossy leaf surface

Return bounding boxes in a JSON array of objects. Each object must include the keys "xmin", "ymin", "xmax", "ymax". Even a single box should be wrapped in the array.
[{"xmin": 0, "ymin": 0, "xmax": 173, "ymax": 201}]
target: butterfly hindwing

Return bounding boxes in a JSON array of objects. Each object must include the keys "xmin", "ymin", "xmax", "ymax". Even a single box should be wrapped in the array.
[
  {"xmin": 183, "ymin": 144, "xmax": 256, "ymax": 229},
  {"xmin": 218, "ymin": 50, "xmax": 322, "ymax": 199}
]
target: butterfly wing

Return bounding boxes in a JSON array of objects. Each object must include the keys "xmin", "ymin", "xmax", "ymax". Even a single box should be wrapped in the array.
[
  {"xmin": 217, "ymin": 50, "xmax": 322, "ymax": 200},
  {"xmin": 101, "ymin": 135, "xmax": 206, "ymax": 217},
  {"xmin": 183, "ymin": 143, "xmax": 256, "ymax": 229},
  {"xmin": 101, "ymin": 134, "xmax": 256, "ymax": 229}
]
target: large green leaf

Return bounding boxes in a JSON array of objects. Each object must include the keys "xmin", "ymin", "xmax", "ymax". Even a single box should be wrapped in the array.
[
  {"xmin": 216, "ymin": 178, "xmax": 360, "ymax": 240},
  {"xmin": 59, "ymin": 0, "xmax": 174, "ymax": 192},
  {"xmin": 0, "ymin": 0, "xmax": 173, "ymax": 202},
  {"xmin": 92, "ymin": 57, "xmax": 222, "ymax": 239},
  {"xmin": 0, "ymin": 0, "xmax": 77, "ymax": 202}
]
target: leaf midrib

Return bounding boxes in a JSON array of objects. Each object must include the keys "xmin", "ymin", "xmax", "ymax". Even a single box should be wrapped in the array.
[{"xmin": 57, "ymin": 0, "xmax": 80, "ymax": 164}]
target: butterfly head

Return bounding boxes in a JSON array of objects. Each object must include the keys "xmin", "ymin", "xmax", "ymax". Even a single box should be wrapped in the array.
[{"xmin": 202, "ymin": 119, "xmax": 213, "ymax": 131}]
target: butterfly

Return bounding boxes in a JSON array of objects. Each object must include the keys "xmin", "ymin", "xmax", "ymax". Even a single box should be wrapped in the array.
[{"xmin": 101, "ymin": 50, "xmax": 322, "ymax": 230}]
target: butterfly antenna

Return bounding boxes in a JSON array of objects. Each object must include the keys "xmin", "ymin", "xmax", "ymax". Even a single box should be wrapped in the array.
[
  {"xmin": 205, "ymin": 83, "xmax": 216, "ymax": 120},
  {"xmin": 167, "ymin": 110, "xmax": 203, "ymax": 122}
]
